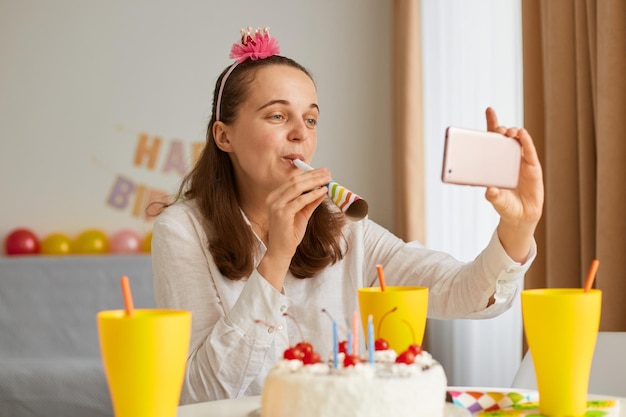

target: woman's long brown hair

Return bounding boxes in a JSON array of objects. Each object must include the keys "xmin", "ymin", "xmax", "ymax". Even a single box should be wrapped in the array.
[{"xmin": 153, "ymin": 55, "xmax": 346, "ymax": 279}]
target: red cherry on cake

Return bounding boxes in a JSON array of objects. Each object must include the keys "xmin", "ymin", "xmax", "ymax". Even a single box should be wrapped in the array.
[
  {"xmin": 343, "ymin": 354, "xmax": 362, "ymax": 367},
  {"xmin": 338, "ymin": 340, "xmax": 349, "ymax": 354},
  {"xmin": 281, "ymin": 313, "xmax": 322, "ymax": 364},
  {"xmin": 395, "ymin": 349, "xmax": 416, "ymax": 364},
  {"xmin": 374, "ymin": 338, "xmax": 389, "ymax": 351},
  {"xmin": 303, "ymin": 350, "xmax": 321, "ymax": 365},
  {"xmin": 284, "ymin": 344, "xmax": 320, "ymax": 364},
  {"xmin": 407, "ymin": 344, "xmax": 422, "ymax": 356},
  {"xmin": 296, "ymin": 342, "xmax": 314, "ymax": 355},
  {"xmin": 284, "ymin": 346, "xmax": 305, "ymax": 361}
]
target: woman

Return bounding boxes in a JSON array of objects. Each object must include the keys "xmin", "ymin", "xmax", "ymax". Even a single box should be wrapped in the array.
[{"xmin": 152, "ymin": 28, "xmax": 544, "ymax": 404}]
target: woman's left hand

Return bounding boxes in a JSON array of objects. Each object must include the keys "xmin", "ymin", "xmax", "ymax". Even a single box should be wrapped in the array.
[{"xmin": 485, "ymin": 107, "xmax": 544, "ymax": 263}]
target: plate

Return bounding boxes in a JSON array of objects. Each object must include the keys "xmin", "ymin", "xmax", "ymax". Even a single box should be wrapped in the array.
[{"xmin": 248, "ymin": 403, "xmax": 469, "ymax": 417}]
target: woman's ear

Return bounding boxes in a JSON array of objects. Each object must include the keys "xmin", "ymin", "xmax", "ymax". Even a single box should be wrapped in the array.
[{"xmin": 213, "ymin": 121, "xmax": 232, "ymax": 152}]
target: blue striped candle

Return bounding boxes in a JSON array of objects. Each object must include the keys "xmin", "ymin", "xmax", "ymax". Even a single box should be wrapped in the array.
[
  {"xmin": 332, "ymin": 322, "xmax": 338, "ymax": 368},
  {"xmin": 347, "ymin": 331, "xmax": 353, "ymax": 355}
]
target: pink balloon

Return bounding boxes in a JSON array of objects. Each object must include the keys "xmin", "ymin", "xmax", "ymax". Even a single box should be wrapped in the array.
[
  {"xmin": 4, "ymin": 228, "xmax": 40, "ymax": 255},
  {"xmin": 109, "ymin": 229, "xmax": 141, "ymax": 254}
]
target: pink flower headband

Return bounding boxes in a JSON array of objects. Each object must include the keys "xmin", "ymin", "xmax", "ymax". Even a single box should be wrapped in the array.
[{"xmin": 215, "ymin": 27, "xmax": 281, "ymax": 121}]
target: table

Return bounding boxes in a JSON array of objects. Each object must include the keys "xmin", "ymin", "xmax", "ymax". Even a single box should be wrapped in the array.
[
  {"xmin": 178, "ymin": 395, "xmax": 260, "ymax": 417},
  {"xmin": 177, "ymin": 388, "xmax": 624, "ymax": 417}
]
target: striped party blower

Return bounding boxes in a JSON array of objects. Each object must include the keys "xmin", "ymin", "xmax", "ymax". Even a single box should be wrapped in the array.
[{"xmin": 294, "ymin": 159, "xmax": 368, "ymax": 221}]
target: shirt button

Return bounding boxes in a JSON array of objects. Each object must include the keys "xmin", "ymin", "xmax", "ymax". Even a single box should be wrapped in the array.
[
  {"xmin": 267, "ymin": 326, "xmax": 275, "ymax": 333},
  {"xmin": 280, "ymin": 305, "xmax": 287, "ymax": 313},
  {"xmin": 277, "ymin": 325, "xmax": 284, "ymax": 330}
]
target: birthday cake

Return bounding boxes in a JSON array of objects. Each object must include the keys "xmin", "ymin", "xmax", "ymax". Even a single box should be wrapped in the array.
[{"xmin": 260, "ymin": 342, "xmax": 447, "ymax": 417}]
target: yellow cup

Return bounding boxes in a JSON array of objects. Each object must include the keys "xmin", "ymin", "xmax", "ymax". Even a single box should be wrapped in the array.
[
  {"xmin": 97, "ymin": 309, "xmax": 192, "ymax": 417},
  {"xmin": 357, "ymin": 286, "xmax": 428, "ymax": 352},
  {"xmin": 522, "ymin": 289, "xmax": 601, "ymax": 417}
]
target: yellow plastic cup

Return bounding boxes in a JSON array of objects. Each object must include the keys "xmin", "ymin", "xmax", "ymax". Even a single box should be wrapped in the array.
[
  {"xmin": 358, "ymin": 286, "xmax": 428, "ymax": 352},
  {"xmin": 522, "ymin": 288, "xmax": 601, "ymax": 417},
  {"xmin": 97, "ymin": 309, "xmax": 192, "ymax": 417}
]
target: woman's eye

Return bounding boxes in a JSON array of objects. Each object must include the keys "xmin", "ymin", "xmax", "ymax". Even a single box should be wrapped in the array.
[
  {"xmin": 270, "ymin": 114, "xmax": 285, "ymax": 121},
  {"xmin": 305, "ymin": 118, "xmax": 317, "ymax": 127}
]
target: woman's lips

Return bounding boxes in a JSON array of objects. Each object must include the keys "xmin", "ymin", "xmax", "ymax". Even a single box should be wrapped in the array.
[{"xmin": 283, "ymin": 154, "xmax": 305, "ymax": 166}]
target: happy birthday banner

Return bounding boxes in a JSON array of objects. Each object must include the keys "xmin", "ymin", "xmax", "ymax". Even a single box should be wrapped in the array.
[{"xmin": 105, "ymin": 132, "xmax": 204, "ymax": 220}]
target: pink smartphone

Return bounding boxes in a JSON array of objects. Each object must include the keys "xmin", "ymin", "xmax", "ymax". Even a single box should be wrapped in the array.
[{"xmin": 441, "ymin": 126, "xmax": 521, "ymax": 189}]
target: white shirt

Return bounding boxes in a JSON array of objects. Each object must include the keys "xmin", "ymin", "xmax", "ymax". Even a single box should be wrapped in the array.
[{"xmin": 152, "ymin": 200, "xmax": 536, "ymax": 404}]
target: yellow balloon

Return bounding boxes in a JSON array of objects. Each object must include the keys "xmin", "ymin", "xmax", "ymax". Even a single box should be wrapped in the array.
[
  {"xmin": 142, "ymin": 231, "xmax": 152, "ymax": 253},
  {"xmin": 41, "ymin": 233, "xmax": 72, "ymax": 255},
  {"xmin": 72, "ymin": 229, "xmax": 109, "ymax": 254}
]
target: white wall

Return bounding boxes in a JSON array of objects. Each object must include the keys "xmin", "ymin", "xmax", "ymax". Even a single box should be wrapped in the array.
[{"xmin": 0, "ymin": 0, "xmax": 392, "ymax": 240}]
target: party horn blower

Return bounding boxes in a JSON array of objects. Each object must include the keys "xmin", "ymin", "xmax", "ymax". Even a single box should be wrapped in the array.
[{"xmin": 294, "ymin": 159, "xmax": 368, "ymax": 220}]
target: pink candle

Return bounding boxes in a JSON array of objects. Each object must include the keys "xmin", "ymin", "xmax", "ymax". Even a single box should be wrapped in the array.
[{"xmin": 352, "ymin": 311, "xmax": 359, "ymax": 356}]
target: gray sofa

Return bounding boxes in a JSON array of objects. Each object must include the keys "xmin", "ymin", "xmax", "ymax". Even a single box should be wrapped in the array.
[{"xmin": 0, "ymin": 255, "xmax": 155, "ymax": 417}]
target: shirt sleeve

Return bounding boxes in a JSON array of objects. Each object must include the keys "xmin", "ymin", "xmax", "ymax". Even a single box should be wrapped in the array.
[
  {"xmin": 151, "ymin": 207, "xmax": 292, "ymax": 403},
  {"xmin": 361, "ymin": 220, "xmax": 536, "ymax": 320},
  {"xmin": 460, "ymin": 230, "xmax": 536, "ymax": 319}
]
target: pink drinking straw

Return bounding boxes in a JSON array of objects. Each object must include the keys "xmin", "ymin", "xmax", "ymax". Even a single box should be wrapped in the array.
[
  {"xmin": 120, "ymin": 276, "xmax": 135, "ymax": 316},
  {"xmin": 376, "ymin": 264, "xmax": 387, "ymax": 292},
  {"xmin": 583, "ymin": 259, "xmax": 599, "ymax": 293}
]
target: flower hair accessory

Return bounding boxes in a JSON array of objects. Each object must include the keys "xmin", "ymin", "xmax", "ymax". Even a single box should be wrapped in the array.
[
  {"xmin": 231, "ymin": 27, "xmax": 280, "ymax": 63},
  {"xmin": 216, "ymin": 27, "xmax": 281, "ymax": 121}
]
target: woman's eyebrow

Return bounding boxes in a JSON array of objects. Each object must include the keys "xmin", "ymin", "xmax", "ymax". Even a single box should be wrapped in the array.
[{"xmin": 257, "ymin": 100, "xmax": 319, "ymax": 112}]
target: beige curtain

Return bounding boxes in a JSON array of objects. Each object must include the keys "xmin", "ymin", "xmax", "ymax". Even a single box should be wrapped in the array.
[
  {"xmin": 391, "ymin": 0, "xmax": 424, "ymax": 243},
  {"xmin": 522, "ymin": 0, "xmax": 626, "ymax": 330}
]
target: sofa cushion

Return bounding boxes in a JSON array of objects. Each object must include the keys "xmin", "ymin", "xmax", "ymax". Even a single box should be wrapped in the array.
[
  {"xmin": 0, "ymin": 255, "xmax": 155, "ymax": 357},
  {"xmin": 0, "ymin": 358, "xmax": 113, "ymax": 417}
]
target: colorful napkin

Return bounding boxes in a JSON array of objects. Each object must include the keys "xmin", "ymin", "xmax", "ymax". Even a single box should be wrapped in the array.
[{"xmin": 448, "ymin": 389, "xmax": 620, "ymax": 417}]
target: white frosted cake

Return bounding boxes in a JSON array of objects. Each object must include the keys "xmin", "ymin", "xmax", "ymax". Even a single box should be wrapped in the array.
[{"xmin": 260, "ymin": 348, "xmax": 447, "ymax": 417}]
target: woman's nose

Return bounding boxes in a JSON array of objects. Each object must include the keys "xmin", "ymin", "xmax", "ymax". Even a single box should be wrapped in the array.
[{"xmin": 287, "ymin": 119, "xmax": 309, "ymax": 142}]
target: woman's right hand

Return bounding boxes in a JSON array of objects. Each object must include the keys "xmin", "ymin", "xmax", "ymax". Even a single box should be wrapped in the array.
[{"xmin": 257, "ymin": 168, "xmax": 331, "ymax": 291}]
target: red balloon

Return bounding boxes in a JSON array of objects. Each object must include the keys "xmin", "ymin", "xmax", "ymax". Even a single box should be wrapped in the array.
[{"xmin": 4, "ymin": 228, "xmax": 40, "ymax": 255}]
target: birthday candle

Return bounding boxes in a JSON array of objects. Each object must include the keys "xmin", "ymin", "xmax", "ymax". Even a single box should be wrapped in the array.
[
  {"xmin": 368, "ymin": 314, "xmax": 374, "ymax": 364},
  {"xmin": 347, "ymin": 331, "xmax": 353, "ymax": 355},
  {"xmin": 332, "ymin": 322, "xmax": 339, "ymax": 369},
  {"xmin": 352, "ymin": 311, "xmax": 359, "ymax": 357}
]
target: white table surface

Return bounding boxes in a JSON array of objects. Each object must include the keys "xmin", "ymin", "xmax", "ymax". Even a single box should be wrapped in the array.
[
  {"xmin": 178, "ymin": 395, "xmax": 260, "ymax": 417},
  {"xmin": 177, "ymin": 389, "xmax": 625, "ymax": 417}
]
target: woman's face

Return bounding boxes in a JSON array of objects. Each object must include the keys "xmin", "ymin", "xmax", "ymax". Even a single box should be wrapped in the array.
[{"xmin": 217, "ymin": 64, "xmax": 319, "ymax": 195}]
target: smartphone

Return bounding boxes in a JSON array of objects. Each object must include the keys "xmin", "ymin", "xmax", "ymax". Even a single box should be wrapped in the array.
[{"xmin": 441, "ymin": 126, "xmax": 521, "ymax": 189}]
